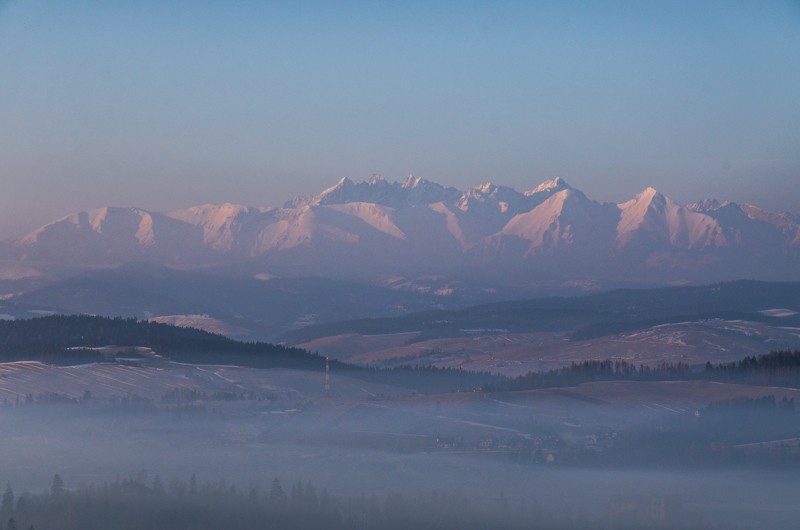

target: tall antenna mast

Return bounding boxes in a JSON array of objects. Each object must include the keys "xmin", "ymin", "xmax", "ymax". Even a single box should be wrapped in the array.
[{"xmin": 325, "ymin": 356, "xmax": 331, "ymax": 396}]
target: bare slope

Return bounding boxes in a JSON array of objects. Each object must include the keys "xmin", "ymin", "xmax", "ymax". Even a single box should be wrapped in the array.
[{"xmin": 300, "ymin": 320, "xmax": 800, "ymax": 376}]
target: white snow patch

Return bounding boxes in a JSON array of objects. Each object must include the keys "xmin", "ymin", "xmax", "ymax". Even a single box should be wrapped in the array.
[
  {"xmin": 760, "ymin": 308, "xmax": 798, "ymax": 318},
  {"xmin": 328, "ymin": 202, "xmax": 406, "ymax": 239},
  {"xmin": 525, "ymin": 177, "xmax": 571, "ymax": 195},
  {"xmin": 149, "ymin": 314, "xmax": 244, "ymax": 337},
  {"xmin": 135, "ymin": 210, "xmax": 156, "ymax": 246},
  {"xmin": 616, "ymin": 188, "xmax": 725, "ymax": 249}
]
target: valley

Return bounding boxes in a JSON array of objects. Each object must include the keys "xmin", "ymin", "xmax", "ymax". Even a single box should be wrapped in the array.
[
  {"xmin": 1, "ymin": 354, "xmax": 800, "ymax": 529},
  {"xmin": 1, "ymin": 274, "xmax": 799, "ymax": 528}
]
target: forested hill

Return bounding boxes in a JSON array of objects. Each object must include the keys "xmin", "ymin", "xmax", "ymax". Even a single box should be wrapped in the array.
[
  {"xmin": 0, "ymin": 315, "xmax": 325, "ymax": 369},
  {"xmin": 0, "ymin": 316, "xmax": 502, "ymax": 392},
  {"xmin": 279, "ymin": 280, "xmax": 800, "ymax": 344},
  {"xmin": 485, "ymin": 350, "xmax": 800, "ymax": 392}
]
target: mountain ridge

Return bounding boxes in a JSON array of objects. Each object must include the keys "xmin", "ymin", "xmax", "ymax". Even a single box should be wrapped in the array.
[{"xmin": 3, "ymin": 177, "xmax": 799, "ymax": 286}]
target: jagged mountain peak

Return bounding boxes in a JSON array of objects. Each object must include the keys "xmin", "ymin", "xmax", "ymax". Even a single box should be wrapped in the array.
[
  {"xmin": 686, "ymin": 198, "xmax": 730, "ymax": 213},
  {"xmin": 521, "ymin": 187, "xmax": 579, "ymax": 211},
  {"xmin": 401, "ymin": 174, "xmax": 426, "ymax": 188},
  {"xmin": 469, "ymin": 181, "xmax": 518, "ymax": 196},
  {"xmin": 523, "ymin": 187, "xmax": 601, "ymax": 222},
  {"xmin": 5, "ymin": 176, "xmax": 799, "ymax": 284},
  {"xmin": 616, "ymin": 188, "xmax": 727, "ymax": 250},
  {"xmin": 739, "ymin": 203, "xmax": 800, "ymax": 233},
  {"xmin": 456, "ymin": 182, "xmax": 528, "ymax": 216},
  {"xmin": 462, "ymin": 182, "xmax": 520, "ymax": 200},
  {"xmin": 322, "ymin": 176, "xmax": 355, "ymax": 193},
  {"xmin": 476, "ymin": 181, "xmax": 495, "ymax": 193},
  {"xmin": 635, "ymin": 185, "xmax": 661, "ymax": 201},
  {"xmin": 366, "ymin": 174, "xmax": 386, "ymax": 185},
  {"xmin": 495, "ymin": 187, "xmax": 615, "ymax": 255},
  {"xmin": 525, "ymin": 177, "xmax": 572, "ymax": 196},
  {"xmin": 291, "ymin": 175, "xmax": 461, "ymax": 208},
  {"xmin": 618, "ymin": 186, "xmax": 669, "ymax": 213}
]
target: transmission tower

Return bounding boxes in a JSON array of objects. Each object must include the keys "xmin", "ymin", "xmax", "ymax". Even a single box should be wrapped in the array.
[{"xmin": 325, "ymin": 356, "xmax": 331, "ymax": 396}]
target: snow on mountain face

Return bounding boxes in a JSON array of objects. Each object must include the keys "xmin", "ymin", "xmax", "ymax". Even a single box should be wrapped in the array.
[
  {"xmin": 686, "ymin": 199, "xmax": 725, "ymax": 213},
  {"xmin": 441, "ymin": 183, "xmax": 534, "ymax": 244},
  {"xmin": 23, "ymin": 207, "xmax": 160, "ymax": 247},
  {"xmin": 17, "ymin": 207, "xmax": 206, "ymax": 266},
  {"xmin": 687, "ymin": 200, "xmax": 799, "ymax": 233},
  {"xmin": 291, "ymin": 175, "xmax": 461, "ymax": 208},
  {"xmin": 616, "ymin": 188, "xmax": 726, "ymax": 250},
  {"xmin": 457, "ymin": 183, "xmax": 528, "ymax": 214},
  {"xmin": 7, "ymin": 177, "xmax": 800, "ymax": 283},
  {"xmin": 500, "ymin": 189, "xmax": 616, "ymax": 250},
  {"xmin": 739, "ymin": 204, "xmax": 800, "ymax": 235},
  {"xmin": 686, "ymin": 200, "xmax": 800, "ymax": 250},
  {"xmin": 524, "ymin": 176, "xmax": 572, "ymax": 196},
  {"xmin": 521, "ymin": 177, "xmax": 578, "ymax": 212},
  {"xmin": 327, "ymin": 202, "xmax": 406, "ymax": 240},
  {"xmin": 166, "ymin": 203, "xmax": 270, "ymax": 252}
]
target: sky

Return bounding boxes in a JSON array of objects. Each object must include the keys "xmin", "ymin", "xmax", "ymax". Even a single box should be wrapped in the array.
[{"xmin": 1, "ymin": 0, "xmax": 798, "ymax": 238}]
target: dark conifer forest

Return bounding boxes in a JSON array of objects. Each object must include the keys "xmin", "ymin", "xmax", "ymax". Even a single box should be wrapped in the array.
[{"xmin": 0, "ymin": 472, "xmax": 725, "ymax": 530}]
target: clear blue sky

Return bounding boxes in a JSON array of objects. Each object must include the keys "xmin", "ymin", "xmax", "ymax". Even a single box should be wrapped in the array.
[{"xmin": 1, "ymin": 0, "xmax": 798, "ymax": 237}]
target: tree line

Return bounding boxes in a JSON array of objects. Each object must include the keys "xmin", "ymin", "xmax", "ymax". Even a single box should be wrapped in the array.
[
  {"xmin": 0, "ymin": 315, "xmax": 319, "ymax": 368},
  {"xmin": 0, "ymin": 471, "xmax": 725, "ymax": 530},
  {"xmin": 0, "ymin": 315, "xmax": 501, "ymax": 393},
  {"xmin": 485, "ymin": 350, "xmax": 800, "ymax": 392}
]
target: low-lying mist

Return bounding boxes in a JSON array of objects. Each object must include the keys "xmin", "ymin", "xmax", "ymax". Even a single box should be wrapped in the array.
[{"xmin": 1, "ymin": 383, "xmax": 798, "ymax": 529}]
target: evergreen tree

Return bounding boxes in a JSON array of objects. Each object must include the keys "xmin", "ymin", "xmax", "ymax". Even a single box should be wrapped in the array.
[
  {"xmin": 269, "ymin": 478, "xmax": 286, "ymax": 509},
  {"xmin": 304, "ymin": 481, "xmax": 318, "ymax": 512},
  {"xmin": 188, "ymin": 474, "xmax": 197, "ymax": 497},
  {"xmin": 152, "ymin": 475, "xmax": 164, "ymax": 495},
  {"xmin": 1, "ymin": 484, "xmax": 13, "ymax": 513},
  {"xmin": 50, "ymin": 474, "xmax": 64, "ymax": 500},
  {"xmin": 290, "ymin": 481, "xmax": 304, "ymax": 511}
]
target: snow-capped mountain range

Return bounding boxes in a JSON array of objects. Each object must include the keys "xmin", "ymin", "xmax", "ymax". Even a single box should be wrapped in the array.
[{"xmin": 5, "ymin": 176, "xmax": 799, "ymax": 286}]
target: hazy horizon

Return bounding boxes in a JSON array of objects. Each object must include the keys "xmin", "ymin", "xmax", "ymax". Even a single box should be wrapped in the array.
[
  {"xmin": 1, "ymin": 173, "xmax": 798, "ymax": 241},
  {"xmin": 1, "ymin": 1, "xmax": 798, "ymax": 238}
]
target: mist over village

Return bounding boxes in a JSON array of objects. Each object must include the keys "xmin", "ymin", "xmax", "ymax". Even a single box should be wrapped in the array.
[{"xmin": 1, "ymin": 1, "xmax": 799, "ymax": 529}]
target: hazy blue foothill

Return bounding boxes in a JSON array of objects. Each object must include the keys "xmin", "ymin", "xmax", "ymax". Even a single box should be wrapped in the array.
[{"xmin": 280, "ymin": 279, "xmax": 800, "ymax": 343}]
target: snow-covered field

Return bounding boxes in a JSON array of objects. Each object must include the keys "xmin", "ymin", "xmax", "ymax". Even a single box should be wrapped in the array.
[
  {"xmin": 0, "ymin": 360, "xmax": 411, "ymax": 403},
  {"xmin": 0, "ymin": 358, "xmax": 798, "ymax": 528},
  {"xmin": 300, "ymin": 319, "xmax": 800, "ymax": 376}
]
